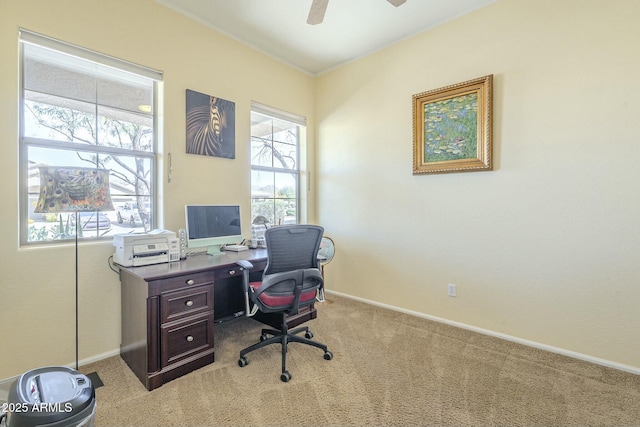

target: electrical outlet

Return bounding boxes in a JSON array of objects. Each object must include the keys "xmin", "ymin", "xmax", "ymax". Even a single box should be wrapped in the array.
[{"xmin": 448, "ymin": 284, "xmax": 456, "ymax": 297}]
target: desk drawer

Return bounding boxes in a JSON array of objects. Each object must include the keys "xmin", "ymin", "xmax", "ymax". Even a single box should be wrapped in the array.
[
  {"xmin": 160, "ymin": 284, "xmax": 213, "ymax": 324},
  {"xmin": 150, "ymin": 271, "xmax": 215, "ymax": 295},
  {"xmin": 161, "ymin": 314, "xmax": 214, "ymax": 367},
  {"xmin": 214, "ymin": 265, "xmax": 243, "ymax": 280}
]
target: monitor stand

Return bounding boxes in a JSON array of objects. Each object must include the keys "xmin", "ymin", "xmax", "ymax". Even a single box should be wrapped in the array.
[{"xmin": 207, "ymin": 244, "xmax": 224, "ymax": 256}]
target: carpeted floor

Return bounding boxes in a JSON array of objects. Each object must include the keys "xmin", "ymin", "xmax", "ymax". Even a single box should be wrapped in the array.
[{"xmin": 82, "ymin": 295, "xmax": 640, "ymax": 426}]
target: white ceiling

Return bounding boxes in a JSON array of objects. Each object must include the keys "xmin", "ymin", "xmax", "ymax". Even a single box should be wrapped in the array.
[{"xmin": 155, "ymin": 0, "xmax": 495, "ymax": 76}]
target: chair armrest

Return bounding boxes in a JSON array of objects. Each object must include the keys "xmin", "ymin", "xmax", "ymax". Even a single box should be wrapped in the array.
[
  {"xmin": 236, "ymin": 260, "xmax": 254, "ymax": 270},
  {"xmin": 236, "ymin": 260, "xmax": 258, "ymax": 317},
  {"xmin": 235, "ymin": 260, "xmax": 254, "ymax": 291}
]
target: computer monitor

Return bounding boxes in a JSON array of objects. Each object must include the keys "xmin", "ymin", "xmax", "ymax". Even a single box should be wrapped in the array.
[{"xmin": 185, "ymin": 204, "xmax": 243, "ymax": 255}]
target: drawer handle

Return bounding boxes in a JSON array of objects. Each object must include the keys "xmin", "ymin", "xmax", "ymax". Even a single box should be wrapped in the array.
[
  {"xmin": 186, "ymin": 335, "xmax": 194, "ymax": 342},
  {"xmin": 185, "ymin": 300, "xmax": 194, "ymax": 307},
  {"xmin": 228, "ymin": 269, "xmax": 236, "ymax": 276},
  {"xmin": 186, "ymin": 279, "xmax": 195, "ymax": 285}
]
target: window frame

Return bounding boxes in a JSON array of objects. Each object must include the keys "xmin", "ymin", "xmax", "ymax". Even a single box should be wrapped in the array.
[
  {"xmin": 18, "ymin": 29, "xmax": 162, "ymax": 246},
  {"xmin": 250, "ymin": 102, "xmax": 306, "ymax": 226}
]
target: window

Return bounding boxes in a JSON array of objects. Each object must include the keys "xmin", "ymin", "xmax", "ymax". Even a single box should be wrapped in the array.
[
  {"xmin": 250, "ymin": 103, "xmax": 306, "ymax": 226},
  {"xmin": 19, "ymin": 30, "xmax": 162, "ymax": 244}
]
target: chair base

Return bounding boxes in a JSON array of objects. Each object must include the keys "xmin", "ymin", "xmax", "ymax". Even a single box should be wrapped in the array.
[{"xmin": 238, "ymin": 322, "xmax": 332, "ymax": 382}]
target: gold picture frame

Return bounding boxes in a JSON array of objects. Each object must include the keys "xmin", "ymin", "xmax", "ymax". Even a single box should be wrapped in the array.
[{"xmin": 413, "ymin": 75, "xmax": 493, "ymax": 174}]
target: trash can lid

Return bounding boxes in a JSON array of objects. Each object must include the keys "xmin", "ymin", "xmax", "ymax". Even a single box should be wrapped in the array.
[{"xmin": 6, "ymin": 366, "xmax": 95, "ymax": 426}]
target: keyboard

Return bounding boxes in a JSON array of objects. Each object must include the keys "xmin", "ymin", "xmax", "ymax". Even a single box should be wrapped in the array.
[{"xmin": 224, "ymin": 244, "xmax": 249, "ymax": 252}]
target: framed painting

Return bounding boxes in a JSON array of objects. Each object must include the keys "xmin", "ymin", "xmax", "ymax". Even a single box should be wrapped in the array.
[
  {"xmin": 186, "ymin": 89, "xmax": 235, "ymax": 159},
  {"xmin": 412, "ymin": 75, "xmax": 493, "ymax": 174}
]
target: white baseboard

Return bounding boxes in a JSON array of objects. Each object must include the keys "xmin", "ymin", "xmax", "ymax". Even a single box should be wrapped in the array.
[
  {"xmin": 4, "ymin": 292, "xmax": 637, "ymax": 385},
  {"xmin": 326, "ymin": 289, "xmax": 640, "ymax": 376},
  {"xmin": 77, "ymin": 348, "xmax": 121, "ymax": 369},
  {"xmin": 0, "ymin": 349, "xmax": 121, "ymax": 385}
]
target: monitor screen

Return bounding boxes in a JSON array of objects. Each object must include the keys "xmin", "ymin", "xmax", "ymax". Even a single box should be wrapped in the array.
[{"xmin": 185, "ymin": 205, "xmax": 242, "ymax": 255}]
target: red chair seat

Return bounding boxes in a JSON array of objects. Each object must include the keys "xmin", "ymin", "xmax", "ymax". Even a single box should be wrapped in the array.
[{"xmin": 249, "ymin": 281, "xmax": 317, "ymax": 307}]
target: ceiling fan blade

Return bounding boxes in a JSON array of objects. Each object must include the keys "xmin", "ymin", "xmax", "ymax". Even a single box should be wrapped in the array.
[
  {"xmin": 387, "ymin": 0, "xmax": 407, "ymax": 6},
  {"xmin": 307, "ymin": 0, "xmax": 329, "ymax": 25}
]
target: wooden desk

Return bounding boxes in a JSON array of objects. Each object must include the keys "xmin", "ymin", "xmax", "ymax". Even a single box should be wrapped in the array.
[{"xmin": 118, "ymin": 249, "xmax": 316, "ymax": 390}]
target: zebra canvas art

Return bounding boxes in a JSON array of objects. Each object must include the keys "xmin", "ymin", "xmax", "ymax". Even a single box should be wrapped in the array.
[{"xmin": 186, "ymin": 89, "xmax": 236, "ymax": 159}]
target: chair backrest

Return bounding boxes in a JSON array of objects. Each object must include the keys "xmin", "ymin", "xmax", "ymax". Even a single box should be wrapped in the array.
[{"xmin": 264, "ymin": 225, "xmax": 324, "ymax": 275}]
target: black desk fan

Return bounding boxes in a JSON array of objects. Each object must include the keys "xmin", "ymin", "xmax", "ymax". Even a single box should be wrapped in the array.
[{"xmin": 317, "ymin": 236, "xmax": 335, "ymax": 302}]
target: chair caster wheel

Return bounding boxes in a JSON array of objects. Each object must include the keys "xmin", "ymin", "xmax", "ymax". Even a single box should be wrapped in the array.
[
  {"xmin": 260, "ymin": 333, "xmax": 268, "ymax": 342},
  {"xmin": 280, "ymin": 371, "xmax": 292, "ymax": 382},
  {"xmin": 324, "ymin": 350, "xmax": 333, "ymax": 360},
  {"xmin": 305, "ymin": 331, "xmax": 314, "ymax": 339},
  {"xmin": 238, "ymin": 356, "xmax": 249, "ymax": 367}
]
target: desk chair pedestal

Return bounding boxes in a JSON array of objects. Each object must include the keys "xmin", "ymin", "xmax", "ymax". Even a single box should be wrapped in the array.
[
  {"xmin": 253, "ymin": 304, "xmax": 317, "ymax": 330},
  {"xmin": 238, "ymin": 315, "xmax": 333, "ymax": 382}
]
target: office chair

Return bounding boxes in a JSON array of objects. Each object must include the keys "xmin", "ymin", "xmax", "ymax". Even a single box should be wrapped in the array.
[{"xmin": 236, "ymin": 224, "xmax": 333, "ymax": 382}]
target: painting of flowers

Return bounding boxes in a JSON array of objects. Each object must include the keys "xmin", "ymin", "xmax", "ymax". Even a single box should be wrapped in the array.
[
  {"xmin": 423, "ymin": 93, "xmax": 478, "ymax": 162},
  {"xmin": 413, "ymin": 75, "xmax": 492, "ymax": 174}
]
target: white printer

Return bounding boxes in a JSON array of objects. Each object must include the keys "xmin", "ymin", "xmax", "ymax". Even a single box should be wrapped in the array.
[{"xmin": 113, "ymin": 229, "xmax": 181, "ymax": 267}]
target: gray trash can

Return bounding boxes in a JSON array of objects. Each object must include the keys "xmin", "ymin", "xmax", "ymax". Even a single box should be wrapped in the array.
[{"xmin": 1, "ymin": 367, "xmax": 96, "ymax": 427}]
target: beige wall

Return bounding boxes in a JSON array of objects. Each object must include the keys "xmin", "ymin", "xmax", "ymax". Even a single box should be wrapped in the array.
[
  {"xmin": 316, "ymin": 0, "xmax": 640, "ymax": 371},
  {"xmin": 1, "ymin": 0, "xmax": 639, "ymax": 380},
  {"xmin": 0, "ymin": 0, "xmax": 315, "ymax": 379}
]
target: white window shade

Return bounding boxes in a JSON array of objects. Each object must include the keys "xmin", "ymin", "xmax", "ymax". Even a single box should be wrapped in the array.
[
  {"xmin": 19, "ymin": 29, "xmax": 162, "ymax": 82},
  {"xmin": 251, "ymin": 101, "xmax": 306, "ymax": 127}
]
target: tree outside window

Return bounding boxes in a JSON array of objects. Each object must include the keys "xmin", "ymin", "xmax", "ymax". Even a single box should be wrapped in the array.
[{"xmin": 250, "ymin": 108, "xmax": 303, "ymax": 226}]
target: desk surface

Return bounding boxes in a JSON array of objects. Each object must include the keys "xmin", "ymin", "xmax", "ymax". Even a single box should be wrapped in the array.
[{"xmin": 118, "ymin": 248, "xmax": 268, "ymax": 281}]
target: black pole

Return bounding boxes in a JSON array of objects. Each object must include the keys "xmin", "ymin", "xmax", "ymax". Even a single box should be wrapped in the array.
[{"xmin": 75, "ymin": 211, "xmax": 79, "ymax": 370}]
